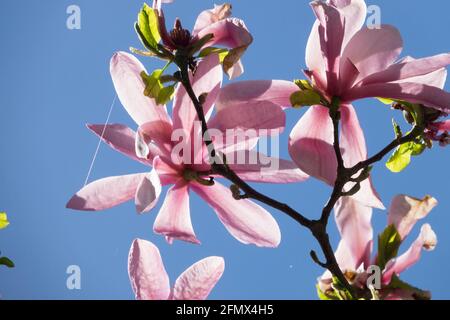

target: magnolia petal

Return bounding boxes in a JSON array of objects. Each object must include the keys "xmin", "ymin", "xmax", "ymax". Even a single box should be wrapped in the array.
[
  {"xmin": 172, "ymin": 54, "xmax": 222, "ymax": 137},
  {"xmin": 153, "ymin": 181, "xmax": 200, "ymax": 244},
  {"xmin": 345, "ymin": 82, "xmax": 450, "ymax": 113},
  {"xmin": 388, "ymin": 195, "xmax": 438, "ymax": 240},
  {"xmin": 430, "ymin": 120, "xmax": 450, "ymax": 132},
  {"xmin": 135, "ymin": 170, "xmax": 162, "ymax": 214},
  {"xmin": 340, "ymin": 25, "xmax": 403, "ymax": 88},
  {"xmin": 360, "ymin": 53, "xmax": 450, "ymax": 86},
  {"xmin": 128, "ymin": 239, "xmax": 171, "ymax": 300},
  {"xmin": 193, "ymin": 4, "xmax": 232, "ymax": 35},
  {"xmin": 340, "ymin": 105, "xmax": 384, "ymax": 209},
  {"xmin": 335, "ymin": 197, "xmax": 373, "ymax": 270},
  {"xmin": 110, "ymin": 52, "xmax": 171, "ymax": 126},
  {"xmin": 216, "ymin": 80, "xmax": 298, "ymax": 111},
  {"xmin": 227, "ymin": 151, "xmax": 309, "ymax": 184},
  {"xmin": 382, "ymin": 224, "xmax": 437, "ymax": 284},
  {"xmin": 208, "ymin": 101, "xmax": 286, "ymax": 134},
  {"xmin": 173, "ymin": 256, "xmax": 225, "ymax": 300},
  {"xmin": 289, "ymin": 105, "xmax": 336, "ymax": 185},
  {"xmin": 87, "ymin": 124, "xmax": 151, "ymax": 165},
  {"xmin": 66, "ymin": 173, "xmax": 146, "ymax": 211},
  {"xmin": 153, "ymin": 156, "xmax": 182, "ymax": 185},
  {"xmin": 192, "ymin": 182, "xmax": 281, "ymax": 248}
]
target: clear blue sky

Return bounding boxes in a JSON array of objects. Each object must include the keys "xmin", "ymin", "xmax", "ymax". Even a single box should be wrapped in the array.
[{"xmin": 0, "ymin": 0, "xmax": 449, "ymax": 299}]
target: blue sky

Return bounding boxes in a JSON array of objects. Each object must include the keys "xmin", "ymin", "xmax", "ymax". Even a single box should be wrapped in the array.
[{"xmin": 0, "ymin": 0, "xmax": 449, "ymax": 299}]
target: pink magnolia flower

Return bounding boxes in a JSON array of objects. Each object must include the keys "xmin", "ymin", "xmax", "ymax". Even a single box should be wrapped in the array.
[
  {"xmin": 153, "ymin": 0, "xmax": 252, "ymax": 79},
  {"xmin": 67, "ymin": 52, "xmax": 308, "ymax": 247},
  {"xmin": 319, "ymin": 194, "xmax": 438, "ymax": 300},
  {"xmin": 215, "ymin": 0, "xmax": 450, "ymax": 209},
  {"xmin": 128, "ymin": 239, "xmax": 224, "ymax": 300}
]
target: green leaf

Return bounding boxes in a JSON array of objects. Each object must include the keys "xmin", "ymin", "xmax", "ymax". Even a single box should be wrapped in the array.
[
  {"xmin": 142, "ymin": 70, "xmax": 163, "ymax": 99},
  {"xmin": 156, "ymin": 85, "xmax": 175, "ymax": 105},
  {"xmin": 330, "ymin": 276, "xmax": 355, "ymax": 300},
  {"xmin": 392, "ymin": 119, "xmax": 403, "ymax": 139},
  {"xmin": 0, "ymin": 212, "xmax": 9, "ymax": 229},
  {"xmin": 0, "ymin": 257, "xmax": 14, "ymax": 268},
  {"xmin": 386, "ymin": 139, "xmax": 426, "ymax": 173},
  {"xmin": 290, "ymin": 90, "xmax": 321, "ymax": 108},
  {"xmin": 137, "ymin": 4, "xmax": 161, "ymax": 51},
  {"xmin": 377, "ymin": 224, "xmax": 402, "ymax": 270}
]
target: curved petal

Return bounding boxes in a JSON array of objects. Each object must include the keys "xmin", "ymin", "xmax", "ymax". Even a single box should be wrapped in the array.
[
  {"xmin": 340, "ymin": 26, "xmax": 403, "ymax": 89},
  {"xmin": 331, "ymin": 0, "xmax": 368, "ymax": 47},
  {"xmin": 191, "ymin": 182, "xmax": 281, "ymax": 247},
  {"xmin": 135, "ymin": 170, "xmax": 162, "ymax": 214},
  {"xmin": 345, "ymin": 82, "xmax": 450, "ymax": 113},
  {"xmin": 227, "ymin": 151, "xmax": 309, "ymax": 184},
  {"xmin": 360, "ymin": 53, "xmax": 450, "ymax": 86},
  {"xmin": 172, "ymin": 54, "xmax": 222, "ymax": 137},
  {"xmin": 288, "ymin": 105, "xmax": 336, "ymax": 185},
  {"xmin": 216, "ymin": 80, "xmax": 298, "ymax": 111},
  {"xmin": 135, "ymin": 120, "xmax": 174, "ymax": 160},
  {"xmin": 153, "ymin": 156, "xmax": 182, "ymax": 185},
  {"xmin": 335, "ymin": 197, "xmax": 373, "ymax": 270},
  {"xmin": 430, "ymin": 120, "xmax": 450, "ymax": 131},
  {"xmin": 153, "ymin": 181, "xmax": 200, "ymax": 244},
  {"xmin": 208, "ymin": 101, "xmax": 286, "ymax": 134},
  {"xmin": 388, "ymin": 195, "xmax": 438, "ymax": 240},
  {"xmin": 87, "ymin": 124, "xmax": 151, "ymax": 165},
  {"xmin": 399, "ymin": 68, "xmax": 447, "ymax": 90},
  {"xmin": 193, "ymin": 4, "xmax": 232, "ymax": 35},
  {"xmin": 128, "ymin": 239, "xmax": 171, "ymax": 300},
  {"xmin": 173, "ymin": 256, "xmax": 225, "ymax": 300},
  {"xmin": 110, "ymin": 52, "xmax": 171, "ymax": 126},
  {"xmin": 382, "ymin": 224, "xmax": 437, "ymax": 285},
  {"xmin": 340, "ymin": 105, "xmax": 384, "ymax": 209},
  {"xmin": 66, "ymin": 173, "xmax": 145, "ymax": 211}
]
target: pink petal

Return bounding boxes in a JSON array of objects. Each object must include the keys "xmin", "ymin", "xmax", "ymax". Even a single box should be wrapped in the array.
[
  {"xmin": 193, "ymin": 4, "xmax": 232, "ymax": 35},
  {"xmin": 382, "ymin": 224, "xmax": 437, "ymax": 285},
  {"xmin": 216, "ymin": 80, "xmax": 298, "ymax": 111},
  {"xmin": 334, "ymin": 196, "xmax": 373, "ymax": 270},
  {"xmin": 311, "ymin": 1, "xmax": 345, "ymax": 94},
  {"xmin": 195, "ymin": 17, "xmax": 253, "ymax": 51},
  {"xmin": 173, "ymin": 256, "xmax": 225, "ymax": 300},
  {"xmin": 359, "ymin": 53, "xmax": 450, "ymax": 86},
  {"xmin": 172, "ymin": 54, "xmax": 222, "ymax": 137},
  {"xmin": 388, "ymin": 195, "xmax": 438, "ymax": 240},
  {"xmin": 153, "ymin": 181, "xmax": 200, "ymax": 244},
  {"xmin": 208, "ymin": 101, "xmax": 286, "ymax": 134},
  {"xmin": 153, "ymin": 156, "xmax": 182, "ymax": 185},
  {"xmin": 398, "ymin": 68, "xmax": 447, "ymax": 90},
  {"xmin": 340, "ymin": 25, "xmax": 403, "ymax": 88},
  {"xmin": 135, "ymin": 120, "xmax": 174, "ymax": 160},
  {"xmin": 345, "ymin": 82, "xmax": 450, "ymax": 113},
  {"xmin": 66, "ymin": 173, "xmax": 146, "ymax": 211},
  {"xmin": 227, "ymin": 151, "xmax": 309, "ymax": 183},
  {"xmin": 135, "ymin": 170, "xmax": 162, "ymax": 214},
  {"xmin": 87, "ymin": 124, "xmax": 151, "ymax": 165},
  {"xmin": 110, "ymin": 52, "xmax": 171, "ymax": 126},
  {"xmin": 128, "ymin": 239, "xmax": 171, "ymax": 300},
  {"xmin": 288, "ymin": 105, "xmax": 336, "ymax": 185},
  {"xmin": 305, "ymin": 21, "xmax": 326, "ymax": 85},
  {"xmin": 331, "ymin": 0, "xmax": 368, "ymax": 48},
  {"xmin": 430, "ymin": 120, "xmax": 450, "ymax": 132},
  {"xmin": 191, "ymin": 182, "xmax": 281, "ymax": 248},
  {"xmin": 340, "ymin": 105, "xmax": 384, "ymax": 209}
]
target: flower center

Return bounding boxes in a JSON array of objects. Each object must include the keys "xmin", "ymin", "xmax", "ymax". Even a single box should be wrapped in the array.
[
  {"xmin": 170, "ymin": 18, "xmax": 192, "ymax": 48},
  {"xmin": 182, "ymin": 168, "xmax": 214, "ymax": 186}
]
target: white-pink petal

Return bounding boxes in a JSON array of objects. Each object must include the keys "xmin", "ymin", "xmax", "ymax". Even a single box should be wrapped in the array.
[
  {"xmin": 135, "ymin": 170, "xmax": 162, "ymax": 214},
  {"xmin": 173, "ymin": 256, "xmax": 225, "ymax": 300}
]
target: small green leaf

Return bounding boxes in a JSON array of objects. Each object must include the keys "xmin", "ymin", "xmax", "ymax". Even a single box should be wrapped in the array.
[
  {"xmin": 387, "ymin": 275, "xmax": 431, "ymax": 300},
  {"xmin": 137, "ymin": 4, "xmax": 161, "ymax": 51},
  {"xmin": 290, "ymin": 90, "xmax": 321, "ymax": 108},
  {"xmin": 392, "ymin": 119, "xmax": 403, "ymax": 139},
  {"xmin": 386, "ymin": 139, "xmax": 426, "ymax": 173},
  {"xmin": 156, "ymin": 85, "xmax": 175, "ymax": 105},
  {"xmin": 0, "ymin": 212, "xmax": 9, "ymax": 229},
  {"xmin": 0, "ymin": 257, "xmax": 14, "ymax": 268},
  {"xmin": 377, "ymin": 224, "xmax": 402, "ymax": 270},
  {"xmin": 142, "ymin": 70, "xmax": 163, "ymax": 98}
]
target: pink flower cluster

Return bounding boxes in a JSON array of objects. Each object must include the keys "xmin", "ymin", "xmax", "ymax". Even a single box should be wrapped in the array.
[{"xmin": 67, "ymin": 0, "xmax": 450, "ymax": 300}]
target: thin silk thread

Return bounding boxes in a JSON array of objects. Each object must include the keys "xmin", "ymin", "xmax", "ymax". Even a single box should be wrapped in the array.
[{"xmin": 83, "ymin": 95, "xmax": 117, "ymax": 186}]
